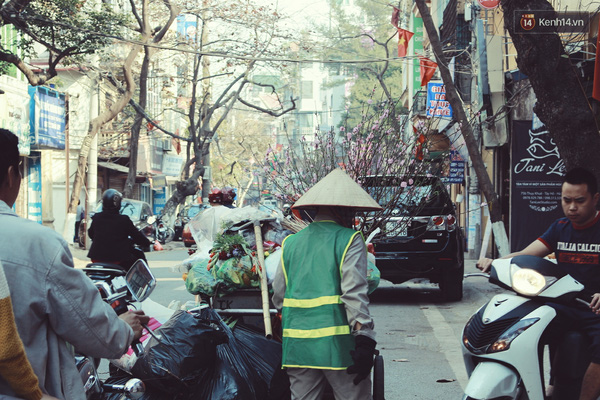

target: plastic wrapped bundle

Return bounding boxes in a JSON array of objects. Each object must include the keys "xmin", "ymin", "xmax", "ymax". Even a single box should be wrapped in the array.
[{"xmin": 185, "ymin": 258, "xmax": 219, "ymax": 297}]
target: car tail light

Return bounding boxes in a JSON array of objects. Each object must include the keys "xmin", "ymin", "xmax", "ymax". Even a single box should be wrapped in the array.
[
  {"xmin": 427, "ymin": 216, "xmax": 445, "ymax": 231},
  {"xmin": 446, "ymin": 215, "xmax": 457, "ymax": 231}
]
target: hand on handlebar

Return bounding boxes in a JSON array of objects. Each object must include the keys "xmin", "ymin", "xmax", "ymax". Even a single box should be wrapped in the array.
[
  {"xmin": 589, "ymin": 293, "xmax": 600, "ymax": 314},
  {"xmin": 119, "ymin": 309, "xmax": 151, "ymax": 340},
  {"xmin": 476, "ymin": 257, "xmax": 493, "ymax": 273},
  {"xmin": 41, "ymin": 395, "xmax": 60, "ymax": 400}
]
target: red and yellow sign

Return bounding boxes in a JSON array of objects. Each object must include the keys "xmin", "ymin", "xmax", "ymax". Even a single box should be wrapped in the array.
[{"xmin": 520, "ymin": 13, "xmax": 536, "ymax": 31}]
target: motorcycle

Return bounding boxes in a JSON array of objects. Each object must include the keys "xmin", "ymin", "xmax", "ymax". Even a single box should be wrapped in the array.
[
  {"xmin": 155, "ymin": 214, "xmax": 175, "ymax": 245},
  {"xmin": 78, "ymin": 259, "xmax": 157, "ymax": 399},
  {"xmin": 461, "ymin": 255, "xmax": 594, "ymax": 400}
]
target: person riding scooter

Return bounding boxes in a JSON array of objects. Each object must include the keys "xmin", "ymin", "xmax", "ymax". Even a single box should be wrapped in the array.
[{"xmin": 87, "ymin": 189, "xmax": 152, "ymax": 272}]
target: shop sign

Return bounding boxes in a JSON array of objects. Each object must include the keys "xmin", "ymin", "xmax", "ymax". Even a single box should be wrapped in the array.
[
  {"xmin": 510, "ymin": 117, "xmax": 565, "ymax": 252},
  {"xmin": 426, "ymin": 82, "xmax": 453, "ymax": 119},
  {"xmin": 163, "ymin": 154, "xmax": 184, "ymax": 176},
  {"xmin": 153, "ymin": 189, "xmax": 166, "ymax": 215},
  {"xmin": 28, "ymin": 86, "xmax": 66, "ymax": 150}
]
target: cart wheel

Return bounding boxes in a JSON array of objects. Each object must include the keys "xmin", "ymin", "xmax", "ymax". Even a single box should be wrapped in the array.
[{"xmin": 373, "ymin": 352, "xmax": 384, "ymax": 400}]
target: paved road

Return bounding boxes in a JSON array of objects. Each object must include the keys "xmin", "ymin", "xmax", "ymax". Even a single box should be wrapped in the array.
[{"xmin": 71, "ymin": 241, "xmax": 505, "ymax": 399}]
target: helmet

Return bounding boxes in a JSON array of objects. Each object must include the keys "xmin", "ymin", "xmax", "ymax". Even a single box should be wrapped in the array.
[
  {"xmin": 208, "ymin": 187, "xmax": 223, "ymax": 204},
  {"xmin": 102, "ymin": 189, "xmax": 122, "ymax": 212},
  {"xmin": 221, "ymin": 186, "xmax": 235, "ymax": 204}
]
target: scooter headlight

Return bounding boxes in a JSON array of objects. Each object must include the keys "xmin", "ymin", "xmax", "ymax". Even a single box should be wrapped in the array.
[
  {"xmin": 488, "ymin": 317, "xmax": 539, "ymax": 353},
  {"xmin": 511, "ymin": 267, "xmax": 555, "ymax": 296}
]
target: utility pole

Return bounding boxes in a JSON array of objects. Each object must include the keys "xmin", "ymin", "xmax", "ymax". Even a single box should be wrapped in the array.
[{"xmin": 414, "ymin": 0, "xmax": 509, "ymax": 256}]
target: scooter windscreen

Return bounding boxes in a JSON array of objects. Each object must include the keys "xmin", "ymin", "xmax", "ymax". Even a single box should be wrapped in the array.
[{"xmin": 490, "ymin": 255, "xmax": 584, "ymax": 300}]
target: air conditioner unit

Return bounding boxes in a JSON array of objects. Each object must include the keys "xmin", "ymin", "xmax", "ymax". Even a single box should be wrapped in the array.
[{"xmin": 162, "ymin": 138, "xmax": 172, "ymax": 151}]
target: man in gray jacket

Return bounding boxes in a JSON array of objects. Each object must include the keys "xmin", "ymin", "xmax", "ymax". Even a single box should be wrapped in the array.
[{"xmin": 0, "ymin": 128, "xmax": 149, "ymax": 399}]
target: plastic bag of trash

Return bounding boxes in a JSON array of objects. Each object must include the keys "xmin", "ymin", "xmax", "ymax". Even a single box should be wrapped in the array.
[
  {"xmin": 186, "ymin": 258, "xmax": 219, "ymax": 296},
  {"xmin": 131, "ymin": 310, "xmax": 228, "ymax": 394},
  {"xmin": 264, "ymin": 248, "xmax": 281, "ymax": 285},
  {"xmin": 191, "ymin": 308, "xmax": 285, "ymax": 400}
]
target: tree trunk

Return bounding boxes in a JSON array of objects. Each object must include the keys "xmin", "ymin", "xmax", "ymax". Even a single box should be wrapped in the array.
[
  {"xmin": 500, "ymin": 0, "xmax": 600, "ymax": 178},
  {"xmin": 124, "ymin": 46, "xmax": 150, "ymax": 198},
  {"xmin": 66, "ymin": 44, "xmax": 142, "ymax": 216},
  {"xmin": 415, "ymin": 0, "xmax": 510, "ymax": 255}
]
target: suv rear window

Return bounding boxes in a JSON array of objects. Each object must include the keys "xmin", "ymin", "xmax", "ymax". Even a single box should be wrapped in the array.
[{"xmin": 361, "ymin": 176, "xmax": 453, "ymax": 216}]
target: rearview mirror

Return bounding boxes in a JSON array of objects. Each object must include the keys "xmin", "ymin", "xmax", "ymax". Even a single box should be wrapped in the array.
[{"xmin": 126, "ymin": 259, "xmax": 156, "ymax": 302}]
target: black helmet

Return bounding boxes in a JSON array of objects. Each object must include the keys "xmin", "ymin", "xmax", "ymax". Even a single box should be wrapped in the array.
[{"xmin": 102, "ymin": 189, "xmax": 122, "ymax": 212}]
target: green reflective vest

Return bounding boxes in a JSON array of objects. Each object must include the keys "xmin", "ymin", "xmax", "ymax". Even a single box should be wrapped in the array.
[{"xmin": 281, "ymin": 221, "xmax": 360, "ymax": 370}]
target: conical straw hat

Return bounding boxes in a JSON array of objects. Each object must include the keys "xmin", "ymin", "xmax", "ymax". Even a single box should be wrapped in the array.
[{"xmin": 292, "ymin": 169, "xmax": 383, "ymax": 211}]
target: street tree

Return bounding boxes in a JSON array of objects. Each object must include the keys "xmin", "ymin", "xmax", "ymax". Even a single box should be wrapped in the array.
[
  {"xmin": 65, "ymin": 0, "xmax": 180, "ymax": 242},
  {"xmin": 153, "ymin": 0, "xmax": 297, "ymax": 217},
  {"xmin": 0, "ymin": 0, "xmax": 127, "ymax": 84},
  {"xmin": 210, "ymin": 108, "xmax": 274, "ymax": 202},
  {"xmin": 122, "ymin": 0, "xmax": 182, "ymax": 199},
  {"xmin": 264, "ymin": 99, "xmax": 435, "ymax": 236},
  {"xmin": 500, "ymin": 0, "xmax": 600, "ymax": 177},
  {"xmin": 316, "ymin": 0, "xmax": 406, "ymax": 129}
]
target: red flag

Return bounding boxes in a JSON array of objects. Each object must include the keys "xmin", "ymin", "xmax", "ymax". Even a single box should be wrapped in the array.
[
  {"xmin": 419, "ymin": 57, "xmax": 438, "ymax": 87},
  {"xmin": 391, "ymin": 6, "xmax": 400, "ymax": 28},
  {"xmin": 397, "ymin": 28, "xmax": 414, "ymax": 57},
  {"xmin": 415, "ymin": 133, "xmax": 426, "ymax": 161},
  {"xmin": 171, "ymin": 137, "xmax": 181, "ymax": 155},
  {"xmin": 594, "ymin": 23, "xmax": 600, "ymax": 101}
]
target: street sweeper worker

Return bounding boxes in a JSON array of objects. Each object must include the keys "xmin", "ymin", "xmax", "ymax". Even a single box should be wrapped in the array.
[{"xmin": 272, "ymin": 168, "xmax": 381, "ymax": 400}]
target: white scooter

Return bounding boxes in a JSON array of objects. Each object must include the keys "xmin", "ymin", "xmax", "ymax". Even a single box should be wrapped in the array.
[{"xmin": 461, "ymin": 255, "xmax": 594, "ymax": 400}]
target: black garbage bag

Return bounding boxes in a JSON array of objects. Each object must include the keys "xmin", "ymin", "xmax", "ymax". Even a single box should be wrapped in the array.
[
  {"xmin": 192, "ymin": 308, "xmax": 286, "ymax": 400},
  {"xmin": 131, "ymin": 309, "xmax": 228, "ymax": 394}
]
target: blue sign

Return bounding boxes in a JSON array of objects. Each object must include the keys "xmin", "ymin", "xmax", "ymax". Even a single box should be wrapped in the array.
[
  {"xmin": 27, "ymin": 153, "xmax": 42, "ymax": 224},
  {"xmin": 176, "ymin": 16, "xmax": 197, "ymax": 40},
  {"xmin": 153, "ymin": 190, "xmax": 167, "ymax": 215},
  {"xmin": 426, "ymin": 82, "xmax": 453, "ymax": 119},
  {"xmin": 446, "ymin": 160, "xmax": 465, "ymax": 183},
  {"xmin": 29, "ymin": 86, "xmax": 66, "ymax": 150}
]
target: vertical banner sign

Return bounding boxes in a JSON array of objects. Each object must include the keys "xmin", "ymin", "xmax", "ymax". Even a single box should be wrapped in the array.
[
  {"xmin": 510, "ymin": 119, "xmax": 565, "ymax": 252},
  {"xmin": 28, "ymin": 86, "xmax": 66, "ymax": 150},
  {"xmin": 27, "ymin": 153, "xmax": 42, "ymax": 224},
  {"xmin": 153, "ymin": 190, "xmax": 167, "ymax": 216},
  {"xmin": 426, "ymin": 82, "xmax": 453, "ymax": 118},
  {"xmin": 412, "ymin": 18, "xmax": 424, "ymax": 96}
]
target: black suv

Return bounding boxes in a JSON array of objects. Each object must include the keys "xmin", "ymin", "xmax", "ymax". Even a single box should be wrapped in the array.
[{"xmin": 360, "ymin": 175, "xmax": 464, "ymax": 301}]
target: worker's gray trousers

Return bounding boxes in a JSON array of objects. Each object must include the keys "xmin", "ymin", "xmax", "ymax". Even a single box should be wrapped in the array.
[{"xmin": 286, "ymin": 367, "xmax": 372, "ymax": 400}]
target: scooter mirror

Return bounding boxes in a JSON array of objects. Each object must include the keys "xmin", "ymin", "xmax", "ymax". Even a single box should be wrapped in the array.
[
  {"xmin": 126, "ymin": 259, "xmax": 156, "ymax": 302},
  {"xmin": 146, "ymin": 216, "xmax": 157, "ymax": 225}
]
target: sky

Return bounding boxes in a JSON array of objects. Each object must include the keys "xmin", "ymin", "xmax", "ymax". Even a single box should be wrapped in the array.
[{"xmin": 257, "ymin": 0, "xmax": 331, "ymax": 28}]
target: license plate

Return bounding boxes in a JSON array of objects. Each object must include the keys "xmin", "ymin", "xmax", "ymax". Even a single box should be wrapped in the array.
[{"xmin": 386, "ymin": 222, "xmax": 408, "ymax": 236}]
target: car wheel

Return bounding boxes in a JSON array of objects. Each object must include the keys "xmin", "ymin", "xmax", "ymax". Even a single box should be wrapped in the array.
[{"xmin": 440, "ymin": 261, "xmax": 464, "ymax": 302}]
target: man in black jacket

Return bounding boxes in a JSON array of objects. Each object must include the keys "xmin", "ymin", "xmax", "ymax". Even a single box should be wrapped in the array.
[{"xmin": 87, "ymin": 189, "xmax": 152, "ymax": 271}]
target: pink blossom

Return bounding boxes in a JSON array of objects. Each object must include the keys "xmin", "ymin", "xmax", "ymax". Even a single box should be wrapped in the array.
[
  {"xmin": 408, "ymin": 178, "xmax": 414, "ymax": 184},
  {"xmin": 401, "ymin": 181, "xmax": 408, "ymax": 188},
  {"xmin": 367, "ymin": 99, "xmax": 373, "ymax": 104}
]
